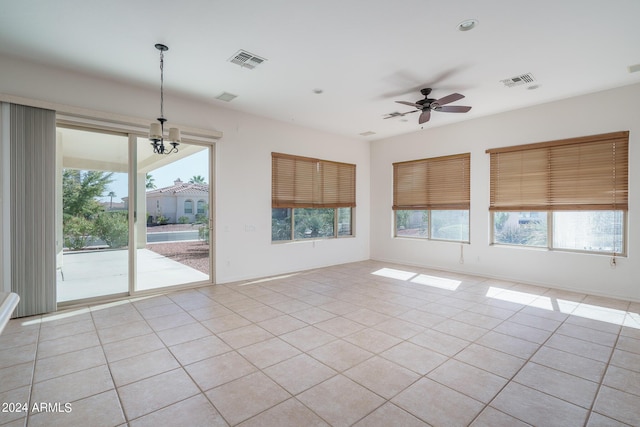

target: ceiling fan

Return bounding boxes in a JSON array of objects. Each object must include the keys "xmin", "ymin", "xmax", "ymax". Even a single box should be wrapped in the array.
[{"xmin": 393, "ymin": 88, "xmax": 472, "ymax": 124}]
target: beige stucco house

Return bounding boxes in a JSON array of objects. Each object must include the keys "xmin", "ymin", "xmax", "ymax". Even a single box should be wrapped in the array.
[{"xmin": 144, "ymin": 178, "xmax": 208, "ymax": 224}]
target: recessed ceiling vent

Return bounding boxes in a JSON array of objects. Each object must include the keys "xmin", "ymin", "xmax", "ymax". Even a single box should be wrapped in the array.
[
  {"xmin": 216, "ymin": 92, "xmax": 238, "ymax": 102},
  {"xmin": 500, "ymin": 73, "xmax": 535, "ymax": 88},
  {"xmin": 229, "ymin": 50, "xmax": 267, "ymax": 69}
]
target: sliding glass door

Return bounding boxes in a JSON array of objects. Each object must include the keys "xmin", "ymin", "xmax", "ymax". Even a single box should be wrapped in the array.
[
  {"xmin": 56, "ymin": 127, "xmax": 129, "ymax": 302},
  {"xmin": 135, "ymin": 137, "xmax": 211, "ymax": 291},
  {"xmin": 56, "ymin": 127, "xmax": 213, "ymax": 304}
]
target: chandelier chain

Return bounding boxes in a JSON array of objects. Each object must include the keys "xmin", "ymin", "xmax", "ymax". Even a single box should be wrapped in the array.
[{"xmin": 159, "ymin": 49, "xmax": 164, "ymax": 119}]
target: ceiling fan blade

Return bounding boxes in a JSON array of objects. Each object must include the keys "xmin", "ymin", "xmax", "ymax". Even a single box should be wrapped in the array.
[
  {"xmin": 396, "ymin": 100, "xmax": 422, "ymax": 108},
  {"xmin": 418, "ymin": 110, "xmax": 431, "ymax": 124},
  {"xmin": 384, "ymin": 110, "xmax": 420, "ymax": 119},
  {"xmin": 438, "ymin": 105, "xmax": 472, "ymax": 113},
  {"xmin": 436, "ymin": 93, "xmax": 465, "ymax": 106}
]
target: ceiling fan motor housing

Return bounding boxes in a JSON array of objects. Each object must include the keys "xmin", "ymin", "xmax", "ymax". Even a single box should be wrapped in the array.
[{"xmin": 418, "ymin": 98, "xmax": 437, "ymax": 110}]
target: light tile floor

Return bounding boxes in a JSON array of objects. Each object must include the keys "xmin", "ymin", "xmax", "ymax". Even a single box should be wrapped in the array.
[{"xmin": 1, "ymin": 260, "xmax": 639, "ymax": 426}]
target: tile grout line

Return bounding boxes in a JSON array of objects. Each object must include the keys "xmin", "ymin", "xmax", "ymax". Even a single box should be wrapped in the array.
[
  {"xmin": 248, "ymin": 269, "xmax": 515, "ymax": 425},
  {"xmin": 233, "ymin": 279, "xmax": 484, "ymax": 425},
  {"xmin": 190, "ymin": 297, "xmax": 327, "ymax": 426},
  {"xmin": 24, "ymin": 314, "xmax": 43, "ymax": 427},
  {"xmin": 474, "ymin": 304, "xmax": 610, "ymax": 427},
  {"xmin": 127, "ymin": 294, "xmax": 213, "ymax": 425},
  {"xmin": 90, "ymin": 301, "xmax": 131, "ymax": 426},
  {"xmin": 581, "ymin": 325, "xmax": 623, "ymax": 427},
  {"xmin": 190, "ymin": 280, "xmax": 418, "ymax": 425},
  {"xmin": 429, "ymin": 301, "xmax": 526, "ymax": 426}
]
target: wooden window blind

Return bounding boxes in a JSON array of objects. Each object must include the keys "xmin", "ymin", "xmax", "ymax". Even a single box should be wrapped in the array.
[
  {"xmin": 487, "ymin": 131, "xmax": 629, "ymax": 211},
  {"xmin": 272, "ymin": 152, "xmax": 356, "ymax": 208},
  {"xmin": 393, "ymin": 153, "xmax": 470, "ymax": 210}
]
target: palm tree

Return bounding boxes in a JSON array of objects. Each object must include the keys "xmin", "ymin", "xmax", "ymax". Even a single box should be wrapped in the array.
[
  {"xmin": 146, "ymin": 173, "xmax": 156, "ymax": 189},
  {"xmin": 189, "ymin": 175, "xmax": 206, "ymax": 184},
  {"xmin": 107, "ymin": 191, "xmax": 116, "ymax": 209}
]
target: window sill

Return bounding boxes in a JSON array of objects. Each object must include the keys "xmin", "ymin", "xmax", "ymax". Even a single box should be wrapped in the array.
[
  {"xmin": 394, "ymin": 236, "xmax": 470, "ymax": 244},
  {"xmin": 271, "ymin": 235, "xmax": 355, "ymax": 245},
  {"xmin": 490, "ymin": 243, "xmax": 626, "ymax": 257}
]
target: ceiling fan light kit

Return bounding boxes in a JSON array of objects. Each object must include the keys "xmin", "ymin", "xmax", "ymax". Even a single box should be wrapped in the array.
[{"xmin": 149, "ymin": 43, "xmax": 181, "ymax": 155}]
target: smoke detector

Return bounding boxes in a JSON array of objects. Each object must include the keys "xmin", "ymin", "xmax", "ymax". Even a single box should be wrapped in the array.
[
  {"xmin": 500, "ymin": 73, "xmax": 536, "ymax": 88},
  {"xmin": 229, "ymin": 50, "xmax": 267, "ymax": 69}
]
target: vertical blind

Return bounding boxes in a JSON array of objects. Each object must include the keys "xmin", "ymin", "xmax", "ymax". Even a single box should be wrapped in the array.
[
  {"xmin": 487, "ymin": 131, "xmax": 629, "ymax": 211},
  {"xmin": 272, "ymin": 152, "xmax": 356, "ymax": 208},
  {"xmin": 393, "ymin": 153, "xmax": 470, "ymax": 210},
  {"xmin": 9, "ymin": 103, "xmax": 57, "ymax": 317}
]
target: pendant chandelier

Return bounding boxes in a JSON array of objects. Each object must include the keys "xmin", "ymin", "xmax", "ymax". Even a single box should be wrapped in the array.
[{"xmin": 149, "ymin": 43, "xmax": 180, "ymax": 155}]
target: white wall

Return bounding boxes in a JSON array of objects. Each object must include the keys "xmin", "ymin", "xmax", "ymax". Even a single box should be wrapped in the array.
[
  {"xmin": 0, "ymin": 55, "xmax": 371, "ymax": 285},
  {"xmin": 215, "ymin": 114, "xmax": 370, "ymax": 282},
  {"xmin": 371, "ymin": 83, "xmax": 640, "ymax": 302}
]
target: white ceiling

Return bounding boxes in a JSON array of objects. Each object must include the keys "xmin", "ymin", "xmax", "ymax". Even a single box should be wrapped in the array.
[{"xmin": 1, "ymin": 0, "xmax": 640, "ymax": 140}]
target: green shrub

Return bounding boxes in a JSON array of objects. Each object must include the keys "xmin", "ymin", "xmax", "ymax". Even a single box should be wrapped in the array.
[
  {"xmin": 195, "ymin": 213, "xmax": 208, "ymax": 224},
  {"xmin": 63, "ymin": 215, "xmax": 94, "ymax": 250},
  {"xmin": 198, "ymin": 225, "xmax": 210, "ymax": 243},
  {"xmin": 94, "ymin": 211, "xmax": 129, "ymax": 248},
  {"xmin": 178, "ymin": 216, "xmax": 190, "ymax": 224}
]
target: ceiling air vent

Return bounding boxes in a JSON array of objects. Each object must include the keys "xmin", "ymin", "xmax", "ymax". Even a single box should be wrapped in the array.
[
  {"xmin": 229, "ymin": 50, "xmax": 267, "ymax": 69},
  {"xmin": 628, "ymin": 63, "xmax": 640, "ymax": 73},
  {"xmin": 500, "ymin": 73, "xmax": 535, "ymax": 88},
  {"xmin": 216, "ymin": 92, "xmax": 238, "ymax": 102}
]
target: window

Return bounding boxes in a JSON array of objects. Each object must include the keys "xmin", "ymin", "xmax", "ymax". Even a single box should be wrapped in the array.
[
  {"xmin": 493, "ymin": 211, "xmax": 548, "ymax": 247},
  {"xmin": 553, "ymin": 211, "xmax": 623, "ymax": 252},
  {"xmin": 184, "ymin": 199, "xmax": 193, "ymax": 214},
  {"xmin": 393, "ymin": 153, "xmax": 470, "ymax": 242},
  {"xmin": 337, "ymin": 207, "xmax": 352, "ymax": 236},
  {"xmin": 272, "ymin": 152, "xmax": 355, "ymax": 241},
  {"xmin": 197, "ymin": 200, "xmax": 206, "ymax": 214},
  {"xmin": 488, "ymin": 131, "xmax": 628, "ymax": 254}
]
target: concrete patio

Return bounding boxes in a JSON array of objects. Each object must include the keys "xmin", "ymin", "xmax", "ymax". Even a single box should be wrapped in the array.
[{"xmin": 57, "ymin": 248, "xmax": 209, "ymax": 302}]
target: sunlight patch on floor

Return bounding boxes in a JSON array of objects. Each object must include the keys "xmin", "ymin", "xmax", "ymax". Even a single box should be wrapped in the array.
[
  {"xmin": 372, "ymin": 268, "xmax": 461, "ymax": 291},
  {"xmin": 487, "ymin": 286, "xmax": 639, "ymax": 329},
  {"xmin": 21, "ymin": 306, "xmax": 91, "ymax": 326},
  {"xmin": 239, "ymin": 272, "xmax": 301, "ymax": 286},
  {"xmin": 410, "ymin": 274, "xmax": 461, "ymax": 291},
  {"xmin": 372, "ymin": 268, "xmax": 417, "ymax": 281}
]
